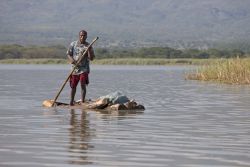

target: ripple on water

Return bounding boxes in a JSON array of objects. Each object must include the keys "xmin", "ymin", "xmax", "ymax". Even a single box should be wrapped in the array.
[{"xmin": 0, "ymin": 65, "xmax": 250, "ymax": 167}]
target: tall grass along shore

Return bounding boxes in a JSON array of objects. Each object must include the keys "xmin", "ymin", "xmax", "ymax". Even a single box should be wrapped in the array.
[
  {"xmin": 0, "ymin": 58, "xmax": 68, "ymax": 64},
  {"xmin": 2, "ymin": 57, "xmax": 250, "ymax": 84},
  {"xmin": 186, "ymin": 58, "xmax": 250, "ymax": 84},
  {"xmin": 0, "ymin": 58, "xmax": 220, "ymax": 65}
]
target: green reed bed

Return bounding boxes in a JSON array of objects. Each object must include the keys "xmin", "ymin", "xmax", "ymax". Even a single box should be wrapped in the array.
[
  {"xmin": 186, "ymin": 58, "xmax": 250, "ymax": 84},
  {"xmin": 92, "ymin": 58, "xmax": 213, "ymax": 65},
  {"xmin": 93, "ymin": 58, "xmax": 174, "ymax": 65},
  {"xmin": 0, "ymin": 58, "xmax": 68, "ymax": 64},
  {"xmin": 1, "ymin": 58, "xmax": 195, "ymax": 65},
  {"xmin": 0, "ymin": 58, "xmax": 226, "ymax": 66}
]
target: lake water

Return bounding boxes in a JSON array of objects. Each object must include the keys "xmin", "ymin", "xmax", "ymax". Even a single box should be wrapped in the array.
[{"xmin": 0, "ymin": 64, "xmax": 249, "ymax": 167}]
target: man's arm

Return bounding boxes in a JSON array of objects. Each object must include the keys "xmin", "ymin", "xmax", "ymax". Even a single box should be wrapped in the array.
[
  {"xmin": 67, "ymin": 54, "xmax": 76, "ymax": 64},
  {"xmin": 67, "ymin": 43, "xmax": 76, "ymax": 64},
  {"xmin": 88, "ymin": 46, "xmax": 95, "ymax": 61}
]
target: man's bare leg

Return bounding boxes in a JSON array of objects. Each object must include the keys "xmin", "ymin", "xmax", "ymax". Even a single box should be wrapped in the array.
[
  {"xmin": 81, "ymin": 84, "xmax": 86, "ymax": 103},
  {"xmin": 70, "ymin": 88, "xmax": 76, "ymax": 106}
]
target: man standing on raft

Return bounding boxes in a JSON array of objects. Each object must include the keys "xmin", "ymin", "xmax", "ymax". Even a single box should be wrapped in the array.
[{"xmin": 66, "ymin": 30, "xmax": 95, "ymax": 106}]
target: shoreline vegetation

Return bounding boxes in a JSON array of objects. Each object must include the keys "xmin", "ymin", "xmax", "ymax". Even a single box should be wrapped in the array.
[
  {"xmin": 1, "ymin": 44, "xmax": 250, "ymax": 84},
  {"xmin": 0, "ymin": 58, "xmax": 231, "ymax": 65},
  {"xmin": 186, "ymin": 58, "xmax": 250, "ymax": 84},
  {"xmin": 1, "ymin": 57, "xmax": 250, "ymax": 85}
]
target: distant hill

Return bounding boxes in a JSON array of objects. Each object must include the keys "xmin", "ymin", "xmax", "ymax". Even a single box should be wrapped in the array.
[{"xmin": 1, "ymin": 0, "xmax": 250, "ymax": 49}]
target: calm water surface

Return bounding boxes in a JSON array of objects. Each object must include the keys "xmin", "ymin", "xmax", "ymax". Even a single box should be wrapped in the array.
[{"xmin": 0, "ymin": 64, "xmax": 249, "ymax": 167}]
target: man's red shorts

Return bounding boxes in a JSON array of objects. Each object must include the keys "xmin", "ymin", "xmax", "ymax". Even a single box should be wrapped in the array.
[{"xmin": 69, "ymin": 72, "xmax": 89, "ymax": 89}]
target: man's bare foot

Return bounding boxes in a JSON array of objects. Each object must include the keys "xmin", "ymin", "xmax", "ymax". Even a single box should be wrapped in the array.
[{"xmin": 69, "ymin": 102, "xmax": 74, "ymax": 106}]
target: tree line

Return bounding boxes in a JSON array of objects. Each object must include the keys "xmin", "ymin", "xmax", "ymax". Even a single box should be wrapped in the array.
[{"xmin": 0, "ymin": 44, "xmax": 248, "ymax": 60}]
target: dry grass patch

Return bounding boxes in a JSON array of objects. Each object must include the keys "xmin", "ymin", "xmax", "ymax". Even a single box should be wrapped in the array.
[{"xmin": 186, "ymin": 58, "xmax": 250, "ymax": 84}]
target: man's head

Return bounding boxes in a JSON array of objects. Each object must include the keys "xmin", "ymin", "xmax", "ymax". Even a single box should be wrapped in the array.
[{"xmin": 79, "ymin": 30, "xmax": 87, "ymax": 43}]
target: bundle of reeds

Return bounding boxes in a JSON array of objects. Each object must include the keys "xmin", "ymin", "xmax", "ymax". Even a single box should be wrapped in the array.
[{"xmin": 186, "ymin": 58, "xmax": 250, "ymax": 84}]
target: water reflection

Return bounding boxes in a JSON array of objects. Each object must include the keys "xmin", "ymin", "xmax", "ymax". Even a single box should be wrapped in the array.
[{"xmin": 68, "ymin": 109, "xmax": 93, "ymax": 165}]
